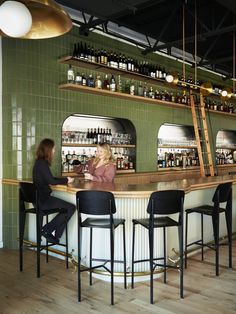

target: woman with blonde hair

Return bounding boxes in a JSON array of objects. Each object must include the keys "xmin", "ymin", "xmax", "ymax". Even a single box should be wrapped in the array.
[{"xmin": 74, "ymin": 142, "xmax": 116, "ymax": 182}]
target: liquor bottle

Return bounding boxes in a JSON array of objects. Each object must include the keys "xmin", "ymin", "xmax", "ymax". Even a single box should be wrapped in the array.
[
  {"xmin": 130, "ymin": 79, "xmax": 135, "ymax": 95},
  {"xmin": 103, "ymin": 74, "xmax": 110, "ymax": 90},
  {"xmin": 67, "ymin": 65, "xmax": 74, "ymax": 83},
  {"xmin": 148, "ymin": 86, "xmax": 154, "ymax": 99},
  {"xmin": 79, "ymin": 42, "xmax": 84, "ymax": 59},
  {"xmin": 117, "ymin": 75, "xmax": 123, "ymax": 93},
  {"xmin": 93, "ymin": 128, "xmax": 97, "ymax": 144},
  {"xmin": 95, "ymin": 76, "xmax": 102, "ymax": 89},
  {"xmin": 82, "ymin": 73, "xmax": 87, "ymax": 86},
  {"xmin": 137, "ymin": 81, "xmax": 143, "ymax": 96},
  {"xmin": 110, "ymin": 74, "xmax": 116, "ymax": 92},
  {"xmin": 75, "ymin": 72, "xmax": 82, "ymax": 85},
  {"xmin": 66, "ymin": 150, "xmax": 72, "ymax": 163},
  {"xmin": 72, "ymin": 43, "xmax": 77, "ymax": 58},
  {"xmin": 87, "ymin": 74, "xmax": 95, "ymax": 87}
]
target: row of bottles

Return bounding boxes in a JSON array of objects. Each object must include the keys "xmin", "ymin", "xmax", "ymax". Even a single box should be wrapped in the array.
[
  {"xmin": 71, "ymin": 41, "xmax": 202, "ymax": 85},
  {"xmin": 204, "ymin": 97, "xmax": 235, "ymax": 113},
  {"xmin": 67, "ymin": 68, "xmax": 191, "ymax": 104},
  {"xmin": 157, "ymin": 149, "xmax": 199, "ymax": 168},
  {"xmin": 62, "ymin": 148, "xmax": 134, "ymax": 172},
  {"xmin": 215, "ymin": 149, "xmax": 235, "ymax": 165},
  {"xmin": 62, "ymin": 129, "xmax": 132, "ymax": 145}
]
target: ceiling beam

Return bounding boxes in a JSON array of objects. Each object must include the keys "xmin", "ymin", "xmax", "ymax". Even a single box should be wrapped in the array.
[{"xmin": 156, "ymin": 24, "xmax": 236, "ymax": 51}]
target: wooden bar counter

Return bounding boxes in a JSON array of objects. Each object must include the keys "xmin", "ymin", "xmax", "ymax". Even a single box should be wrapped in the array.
[{"xmin": 3, "ymin": 174, "xmax": 236, "ymax": 283}]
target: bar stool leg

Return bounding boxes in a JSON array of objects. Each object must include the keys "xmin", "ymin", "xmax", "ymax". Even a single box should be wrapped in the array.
[
  {"xmin": 179, "ymin": 223, "xmax": 184, "ymax": 298},
  {"xmin": 212, "ymin": 213, "xmax": 220, "ymax": 276},
  {"xmin": 46, "ymin": 215, "xmax": 49, "ymax": 263},
  {"xmin": 89, "ymin": 228, "xmax": 93, "ymax": 285},
  {"xmin": 36, "ymin": 213, "xmax": 43, "ymax": 278},
  {"xmin": 78, "ymin": 222, "xmax": 81, "ymax": 302},
  {"xmin": 163, "ymin": 227, "xmax": 167, "ymax": 283},
  {"xmin": 131, "ymin": 222, "xmax": 136, "ymax": 289},
  {"xmin": 123, "ymin": 222, "xmax": 127, "ymax": 289},
  {"xmin": 110, "ymin": 226, "xmax": 114, "ymax": 305},
  {"xmin": 149, "ymin": 228, "xmax": 154, "ymax": 304},
  {"xmin": 225, "ymin": 196, "xmax": 232, "ymax": 268},
  {"xmin": 65, "ymin": 223, "xmax": 69, "ymax": 269},
  {"xmin": 201, "ymin": 213, "xmax": 204, "ymax": 261},
  {"xmin": 184, "ymin": 212, "xmax": 188, "ymax": 269},
  {"xmin": 19, "ymin": 210, "xmax": 26, "ymax": 272}
]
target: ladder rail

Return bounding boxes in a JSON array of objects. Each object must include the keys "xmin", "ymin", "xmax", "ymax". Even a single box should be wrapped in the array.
[
  {"xmin": 199, "ymin": 93, "xmax": 215, "ymax": 176},
  {"xmin": 190, "ymin": 92, "xmax": 215, "ymax": 177},
  {"xmin": 190, "ymin": 93, "xmax": 205, "ymax": 177}
]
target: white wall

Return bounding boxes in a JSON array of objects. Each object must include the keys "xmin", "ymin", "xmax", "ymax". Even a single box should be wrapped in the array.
[{"xmin": 0, "ymin": 37, "xmax": 3, "ymax": 248}]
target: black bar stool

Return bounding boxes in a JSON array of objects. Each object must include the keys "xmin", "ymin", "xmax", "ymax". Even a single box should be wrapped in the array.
[
  {"xmin": 185, "ymin": 182, "xmax": 232, "ymax": 276},
  {"xmin": 131, "ymin": 190, "xmax": 185, "ymax": 304},
  {"xmin": 19, "ymin": 182, "xmax": 69, "ymax": 278},
  {"xmin": 76, "ymin": 190, "xmax": 126, "ymax": 305}
]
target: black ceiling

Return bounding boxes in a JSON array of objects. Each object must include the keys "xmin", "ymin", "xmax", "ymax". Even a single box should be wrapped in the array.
[{"xmin": 57, "ymin": 0, "xmax": 236, "ymax": 79}]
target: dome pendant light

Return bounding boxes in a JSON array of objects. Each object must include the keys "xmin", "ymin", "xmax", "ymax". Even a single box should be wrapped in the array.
[
  {"xmin": 0, "ymin": 1, "xmax": 32, "ymax": 37},
  {"xmin": 0, "ymin": 0, "xmax": 72, "ymax": 39}
]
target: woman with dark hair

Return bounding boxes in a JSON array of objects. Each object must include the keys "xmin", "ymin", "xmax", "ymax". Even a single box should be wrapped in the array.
[{"xmin": 33, "ymin": 138, "xmax": 75, "ymax": 244}]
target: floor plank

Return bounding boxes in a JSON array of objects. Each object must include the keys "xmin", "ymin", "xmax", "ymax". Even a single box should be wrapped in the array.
[{"xmin": 0, "ymin": 241, "xmax": 236, "ymax": 314}]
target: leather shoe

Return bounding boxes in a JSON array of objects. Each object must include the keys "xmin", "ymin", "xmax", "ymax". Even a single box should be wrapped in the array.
[{"xmin": 41, "ymin": 230, "xmax": 59, "ymax": 244}]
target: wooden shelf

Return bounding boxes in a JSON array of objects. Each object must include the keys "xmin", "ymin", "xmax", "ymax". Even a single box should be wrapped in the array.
[
  {"xmin": 158, "ymin": 145, "xmax": 197, "ymax": 149},
  {"xmin": 62, "ymin": 143, "xmax": 135, "ymax": 148},
  {"xmin": 216, "ymin": 147, "xmax": 236, "ymax": 150},
  {"xmin": 59, "ymin": 83, "xmax": 189, "ymax": 110}
]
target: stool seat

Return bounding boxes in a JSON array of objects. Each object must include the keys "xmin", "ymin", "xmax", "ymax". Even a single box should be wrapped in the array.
[
  {"xmin": 82, "ymin": 218, "xmax": 125, "ymax": 228},
  {"xmin": 186, "ymin": 205, "xmax": 226, "ymax": 215},
  {"xmin": 133, "ymin": 216, "xmax": 180, "ymax": 228}
]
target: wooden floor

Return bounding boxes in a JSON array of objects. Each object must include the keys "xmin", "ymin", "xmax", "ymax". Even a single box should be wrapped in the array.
[{"xmin": 0, "ymin": 242, "xmax": 236, "ymax": 314}]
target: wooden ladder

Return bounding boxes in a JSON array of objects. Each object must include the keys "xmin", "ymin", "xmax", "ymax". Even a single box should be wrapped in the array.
[{"xmin": 190, "ymin": 92, "xmax": 215, "ymax": 177}]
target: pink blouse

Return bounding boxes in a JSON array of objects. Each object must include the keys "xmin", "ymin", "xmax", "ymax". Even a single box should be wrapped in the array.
[{"xmin": 74, "ymin": 159, "xmax": 116, "ymax": 183}]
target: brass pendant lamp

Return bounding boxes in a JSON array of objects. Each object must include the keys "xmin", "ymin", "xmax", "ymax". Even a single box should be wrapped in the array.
[{"xmin": 0, "ymin": 0, "xmax": 72, "ymax": 39}]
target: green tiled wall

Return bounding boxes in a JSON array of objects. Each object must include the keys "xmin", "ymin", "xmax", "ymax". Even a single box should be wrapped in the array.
[{"xmin": 2, "ymin": 27, "xmax": 236, "ymax": 248}]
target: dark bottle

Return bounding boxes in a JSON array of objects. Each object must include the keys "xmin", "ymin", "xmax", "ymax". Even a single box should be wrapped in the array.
[
  {"xmin": 110, "ymin": 74, "xmax": 116, "ymax": 92},
  {"xmin": 81, "ymin": 73, "xmax": 87, "ymax": 86},
  {"xmin": 87, "ymin": 74, "xmax": 95, "ymax": 87},
  {"xmin": 72, "ymin": 43, "xmax": 77, "ymax": 58},
  {"xmin": 79, "ymin": 42, "xmax": 84, "ymax": 59},
  {"xmin": 103, "ymin": 74, "xmax": 110, "ymax": 90}
]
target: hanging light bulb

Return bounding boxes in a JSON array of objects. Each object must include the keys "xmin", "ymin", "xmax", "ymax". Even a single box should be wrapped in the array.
[
  {"xmin": 165, "ymin": 72, "xmax": 179, "ymax": 84},
  {"xmin": 221, "ymin": 87, "xmax": 232, "ymax": 99},
  {"xmin": 0, "ymin": 1, "xmax": 32, "ymax": 37}
]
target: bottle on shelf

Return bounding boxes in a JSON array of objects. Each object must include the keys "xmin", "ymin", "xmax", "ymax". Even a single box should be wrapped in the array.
[
  {"xmin": 75, "ymin": 72, "xmax": 82, "ymax": 85},
  {"xmin": 103, "ymin": 74, "xmax": 110, "ymax": 90},
  {"xmin": 87, "ymin": 74, "xmax": 95, "ymax": 87},
  {"xmin": 110, "ymin": 74, "xmax": 116, "ymax": 92},
  {"xmin": 117, "ymin": 75, "xmax": 123, "ymax": 93},
  {"xmin": 95, "ymin": 75, "xmax": 102, "ymax": 89},
  {"xmin": 67, "ymin": 65, "xmax": 74, "ymax": 83}
]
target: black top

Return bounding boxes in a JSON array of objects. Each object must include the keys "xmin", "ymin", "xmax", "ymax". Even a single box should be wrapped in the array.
[{"xmin": 32, "ymin": 159, "xmax": 68, "ymax": 203}]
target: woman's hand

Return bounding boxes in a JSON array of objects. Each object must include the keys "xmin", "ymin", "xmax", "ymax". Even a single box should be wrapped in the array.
[
  {"xmin": 67, "ymin": 177, "xmax": 74, "ymax": 184},
  {"xmin": 84, "ymin": 173, "xmax": 93, "ymax": 181}
]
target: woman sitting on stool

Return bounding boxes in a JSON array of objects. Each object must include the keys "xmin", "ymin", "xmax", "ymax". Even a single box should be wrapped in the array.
[{"xmin": 33, "ymin": 138, "xmax": 75, "ymax": 244}]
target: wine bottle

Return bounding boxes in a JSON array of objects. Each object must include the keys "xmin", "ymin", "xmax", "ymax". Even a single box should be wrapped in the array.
[{"xmin": 67, "ymin": 65, "xmax": 74, "ymax": 83}]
